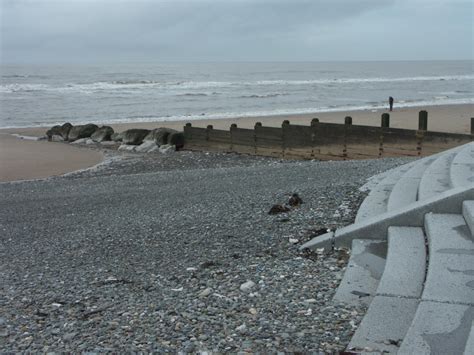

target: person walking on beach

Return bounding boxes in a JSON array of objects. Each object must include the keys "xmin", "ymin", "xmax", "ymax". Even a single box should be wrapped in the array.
[{"xmin": 389, "ymin": 96, "xmax": 394, "ymax": 111}]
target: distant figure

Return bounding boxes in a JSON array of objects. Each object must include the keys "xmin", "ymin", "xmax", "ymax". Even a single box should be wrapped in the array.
[{"xmin": 389, "ymin": 96, "xmax": 394, "ymax": 111}]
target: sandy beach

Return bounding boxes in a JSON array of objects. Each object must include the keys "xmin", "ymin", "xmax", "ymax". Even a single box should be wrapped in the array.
[
  {"xmin": 0, "ymin": 133, "xmax": 103, "ymax": 182},
  {"xmin": 0, "ymin": 104, "xmax": 472, "ymax": 182}
]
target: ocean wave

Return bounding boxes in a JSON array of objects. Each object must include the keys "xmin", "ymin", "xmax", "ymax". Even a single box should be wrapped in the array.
[
  {"xmin": 2, "ymin": 73, "xmax": 473, "ymax": 94},
  {"xmin": 177, "ymin": 93, "xmax": 209, "ymax": 97},
  {"xmin": 238, "ymin": 93, "xmax": 287, "ymax": 99}
]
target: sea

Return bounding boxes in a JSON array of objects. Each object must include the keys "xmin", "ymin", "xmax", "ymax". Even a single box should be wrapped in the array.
[{"xmin": 0, "ymin": 60, "xmax": 472, "ymax": 128}]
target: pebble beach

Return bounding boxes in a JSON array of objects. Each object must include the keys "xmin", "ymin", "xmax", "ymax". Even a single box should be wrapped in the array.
[{"xmin": 0, "ymin": 145, "xmax": 413, "ymax": 352}]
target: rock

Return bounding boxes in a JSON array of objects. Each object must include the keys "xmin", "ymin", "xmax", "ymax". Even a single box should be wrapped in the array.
[
  {"xmin": 240, "ymin": 280, "xmax": 256, "ymax": 292},
  {"xmin": 118, "ymin": 144, "xmax": 137, "ymax": 152},
  {"xmin": 46, "ymin": 122, "xmax": 72, "ymax": 141},
  {"xmin": 51, "ymin": 134, "xmax": 64, "ymax": 142},
  {"xmin": 198, "ymin": 288, "xmax": 212, "ymax": 298},
  {"xmin": 91, "ymin": 126, "xmax": 114, "ymax": 142},
  {"xmin": 288, "ymin": 193, "xmax": 303, "ymax": 207},
  {"xmin": 121, "ymin": 129, "xmax": 150, "ymax": 145},
  {"xmin": 159, "ymin": 144, "xmax": 175, "ymax": 153},
  {"xmin": 134, "ymin": 140, "xmax": 158, "ymax": 153},
  {"xmin": 63, "ymin": 332, "xmax": 77, "ymax": 341},
  {"xmin": 236, "ymin": 323, "xmax": 247, "ymax": 332},
  {"xmin": 68, "ymin": 124, "xmax": 98, "ymax": 141},
  {"xmin": 268, "ymin": 204, "xmax": 290, "ymax": 215},
  {"xmin": 111, "ymin": 132, "xmax": 123, "ymax": 142},
  {"xmin": 167, "ymin": 131, "xmax": 185, "ymax": 149},
  {"xmin": 249, "ymin": 307, "xmax": 258, "ymax": 315},
  {"xmin": 71, "ymin": 138, "xmax": 88, "ymax": 144},
  {"xmin": 99, "ymin": 141, "xmax": 117, "ymax": 146},
  {"xmin": 144, "ymin": 128, "xmax": 178, "ymax": 145},
  {"xmin": 289, "ymin": 238, "xmax": 299, "ymax": 244}
]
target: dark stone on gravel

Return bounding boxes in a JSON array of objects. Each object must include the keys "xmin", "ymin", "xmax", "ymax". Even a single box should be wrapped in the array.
[
  {"xmin": 288, "ymin": 193, "xmax": 303, "ymax": 207},
  {"xmin": 111, "ymin": 132, "xmax": 123, "ymax": 142},
  {"xmin": 269, "ymin": 204, "xmax": 291, "ymax": 214}
]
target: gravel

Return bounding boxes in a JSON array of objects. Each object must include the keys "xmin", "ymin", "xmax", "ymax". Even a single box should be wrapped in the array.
[{"xmin": 0, "ymin": 147, "xmax": 414, "ymax": 352}]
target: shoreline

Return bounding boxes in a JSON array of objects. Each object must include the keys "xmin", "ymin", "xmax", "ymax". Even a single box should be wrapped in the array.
[
  {"xmin": 0, "ymin": 103, "xmax": 471, "ymax": 182},
  {"xmin": 2, "ymin": 103, "xmax": 473, "ymax": 136}
]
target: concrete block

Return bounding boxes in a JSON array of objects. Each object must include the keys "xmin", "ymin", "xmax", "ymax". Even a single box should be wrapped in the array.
[
  {"xmin": 423, "ymin": 213, "xmax": 474, "ymax": 305},
  {"xmin": 387, "ymin": 157, "xmax": 436, "ymax": 211},
  {"xmin": 356, "ymin": 161, "xmax": 418, "ymax": 223},
  {"xmin": 333, "ymin": 239, "xmax": 386, "ymax": 306},
  {"xmin": 376, "ymin": 227, "xmax": 426, "ymax": 298},
  {"xmin": 399, "ymin": 301, "xmax": 473, "ymax": 355},
  {"xmin": 347, "ymin": 296, "xmax": 419, "ymax": 353},
  {"xmin": 450, "ymin": 142, "xmax": 474, "ymax": 188},
  {"xmin": 418, "ymin": 150, "xmax": 459, "ymax": 201},
  {"xmin": 328, "ymin": 186, "xmax": 473, "ymax": 249},
  {"xmin": 463, "ymin": 200, "xmax": 474, "ymax": 237}
]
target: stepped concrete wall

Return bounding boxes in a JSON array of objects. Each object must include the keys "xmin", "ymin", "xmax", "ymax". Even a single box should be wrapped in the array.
[{"xmin": 183, "ymin": 113, "xmax": 473, "ymax": 160}]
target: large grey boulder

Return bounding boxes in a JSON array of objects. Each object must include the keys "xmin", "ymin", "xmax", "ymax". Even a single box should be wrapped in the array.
[
  {"xmin": 46, "ymin": 122, "xmax": 72, "ymax": 141},
  {"xmin": 111, "ymin": 132, "xmax": 123, "ymax": 142},
  {"xmin": 91, "ymin": 126, "xmax": 114, "ymax": 142},
  {"xmin": 68, "ymin": 124, "xmax": 98, "ymax": 142},
  {"xmin": 144, "ymin": 128, "xmax": 177, "ymax": 145},
  {"xmin": 168, "ymin": 131, "xmax": 185, "ymax": 149},
  {"xmin": 121, "ymin": 129, "xmax": 150, "ymax": 145}
]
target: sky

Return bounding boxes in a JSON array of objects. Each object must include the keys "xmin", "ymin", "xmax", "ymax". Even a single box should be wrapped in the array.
[{"xmin": 1, "ymin": 0, "xmax": 473, "ymax": 63}]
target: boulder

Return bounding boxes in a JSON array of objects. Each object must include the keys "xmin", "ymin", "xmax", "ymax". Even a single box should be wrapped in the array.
[
  {"xmin": 51, "ymin": 134, "xmax": 64, "ymax": 142},
  {"xmin": 91, "ymin": 126, "xmax": 114, "ymax": 142},
  {"xmin": 135, "ymin": 140, "xmax": 158, "ymax": 153},
  {"xmin": 144, "ymin": 128, "xmax": 177, "ymax": 145},
  {"xmin": 121, "ymin": 129, "xmax": 150, "ymax": 145},
  {"xmin": 159, "ymin": 144, "xmax": 175, "ymax": 153},
  {"xmin": 118, "ymin": 144, "xmax": 137, "ymax": 152},
  {"xmin": 168, "ymin": 132, "xmax": 185, "ymax": 149},
  {"xmin": 111, "ymin": 132, "xmax": 123, "ymax": 142},
  {"xmin": 68, "ymin": 124, "xmax": 98, "ymax": 142},
  {"xmin": 46, "ymin": 122, "xmax": 72, "ymax": 141}
]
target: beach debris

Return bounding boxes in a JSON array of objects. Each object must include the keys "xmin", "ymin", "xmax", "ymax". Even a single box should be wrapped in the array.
[
  {"xmin": 288, "ymin": 193, "xmax": 303, "ymax": 207},
  {"xmin": 268, "ymin": 204, "xmax": 291, "ymax": 215},
  {"xmin": 91, "ymin": 125, "xmax": 114, "ymax": 142}
]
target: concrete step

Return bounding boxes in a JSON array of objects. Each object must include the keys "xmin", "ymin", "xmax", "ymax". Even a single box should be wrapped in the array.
[
  {"xmin": 463, "ymin": 200, "xmax": 474, "ymax": 238},
  {"xmin": 387, "ymin": 156, "xmax": 436, "ymax": 211},
  {"xmin": 356, "ymin": 161, "xmax": 418, "ymax": 223},
  {"xmin": 450, "ymin": 142, "xmax": 474, "ymax": 188},
  {"xmin": 301, "ymin": 185, "xmax": 474, "ymax": 250},
  {"xmin": 418, "ymin": 149, "xmax": 460, "ymax": 201},
  {"xmin": 464, "ymin": 322, "xmax": 474, "ymax": 355},
  {"xmin": 423, "ymin": 213, "xmax": 474, "ymax": 305},
  {"xmin": 333, "ymin": 239, "xmax": 386, "ymax": 306},
  {"xmin": 375, "ymin": 227, "xmax": 426, "ymax": 298},
  {"xmin": 347, "ymin": 296, "xmax": 419, "ymax": 354},
  {"xmin": 398, "ymin": 301, "xmax": 474, "ymax": 355}
]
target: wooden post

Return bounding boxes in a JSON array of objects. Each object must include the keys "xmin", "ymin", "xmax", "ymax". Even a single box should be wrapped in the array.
[
  {"xmin": 418, "ymin": 111, "xmax": 428, "ymax": 131},
  {"xmin": 471, "ymin": 118, "xmax": 474, "ymax": 135},
  {"xmin": 310, "ymin": 118, "xmax": 319, "ymax": 159},
  {"xmin": 206, "ymin": 125, "xmax": 213, "ymax": 141},
  {"xmin": 230, "ymin": 124, "xmax": 237, "ymax": 152},
  {"xmin": 254, "ymin": 122, "xmax": 262, "ymax": 155},
  {"xmin": 282, "ymin": 120, "xmax": 289, "ymax": 158},
  {"xmin": 344, "ymin": 116, "xmax": 352, "ymax": 125},
  {"xmin": 381, "ymin": 113, "xmax": 390, "ymax": 128}
]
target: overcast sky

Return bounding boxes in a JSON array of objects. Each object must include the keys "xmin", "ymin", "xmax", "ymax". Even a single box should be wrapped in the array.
[{"xmin": 1, "ymin": 0, "xmax": 472, "ymax": 63}]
